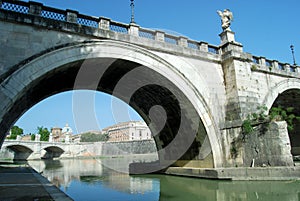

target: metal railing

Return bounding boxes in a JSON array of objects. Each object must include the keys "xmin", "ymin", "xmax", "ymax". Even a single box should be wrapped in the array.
[
  {"xmin": 110, "ymin": 21, "xmax": 128, "ymax": 34},
  {"xmin": 41, "ymin": 6, "xmax": 65, "ymax": 21},
  {"xmin": 252, "ymin": 56, "xmax": 299, "ymax": 74},
  {"xmin": 139, "ymin": 28, "xmax": 155, "ymax": 40},
  {"xmin": 253, "ymin": 56, "xmax": 260, "ymax": 64},
  {"xmin": 208, "ymin": 45, "xmax": 219, "ymax": 54},
  {"xmin": 77, "ymin": 14, "xmax": 98, "ymax": 28},
  {"xmin": 187, "ymin": 40, "xmax": 199, "ymax": 50},
  {"xmin": 278, "ymin": 63, "xmax": 285, "ymax": 70},
  {"xmin": 164, "ymin": 34, "xmax": 178, "ymax": 45},
  {"xmin": 1, "ymin": 0, "xmax": 29, "ymax": 14}
]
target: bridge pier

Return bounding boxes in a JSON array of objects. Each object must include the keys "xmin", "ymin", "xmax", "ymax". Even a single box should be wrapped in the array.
[
  {"xmin": 221, "ymin": 121, "xmax": 294, "ymax": 167},
  {"xmin": 219, "ymin": 31, "xmax": 295, "ymax": 167}
]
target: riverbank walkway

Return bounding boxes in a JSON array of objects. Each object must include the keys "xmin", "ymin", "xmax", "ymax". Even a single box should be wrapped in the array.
[{"xmin": 0, "ymin": 163, "xmax": 73, "ymax": 201}]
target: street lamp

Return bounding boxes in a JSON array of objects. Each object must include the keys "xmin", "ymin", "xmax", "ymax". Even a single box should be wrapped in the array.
[
  {"xmin": 130, "ymin": 0, "xmax": 135, "ymax": 24},
  {"xmin": 290, "ymin": 45, "xmax": 297, "ymax": 66}
]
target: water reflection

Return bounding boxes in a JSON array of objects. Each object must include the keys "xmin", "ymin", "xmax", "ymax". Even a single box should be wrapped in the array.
[
  {"xmin": 29, "ymin": 158, "xmax": 160, "ymax": 201},
  {"xmin": 29, "ymin": 159, "xmax": 103, "ymax": 189},
  {"xmin": 29, "ymin": 159, "xmax": 300, "ymax": 201},
  {"xmin": 153, "ymin": 175, "xmax": 300, "ymax": 201}
]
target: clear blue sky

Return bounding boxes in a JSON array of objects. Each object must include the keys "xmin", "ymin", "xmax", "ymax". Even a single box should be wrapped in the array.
[{"xmin": 16, "ymin": 0, "xmax": 300, "ymax": 134}]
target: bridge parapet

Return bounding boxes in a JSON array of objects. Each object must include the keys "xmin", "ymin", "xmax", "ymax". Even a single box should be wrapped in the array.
[
  {"xmin": 0, "ymin": 0, "xmax": 220, "ymax": 56},
  {"xmin": 1, "ymin": 0, "xmax": 297, "ymax": 77},
  {"xmin": 251, "ymin": 55, "xmax": 300, "ymax": 77}
]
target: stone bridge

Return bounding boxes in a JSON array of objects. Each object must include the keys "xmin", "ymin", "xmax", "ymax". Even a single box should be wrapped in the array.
[
  {"xmin": 0, "ymin": 139, "xmax": 157, "ymax": 160},
  {"xmin": 0, "ymin": 0, "xmax": 300, "ymax": 171},
  {"xmin": 1, "ymin": 140, "xmax": 75, "ymax": 160}
]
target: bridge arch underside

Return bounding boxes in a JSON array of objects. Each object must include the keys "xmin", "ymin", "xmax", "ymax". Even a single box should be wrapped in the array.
[
  {"xmin": 4, "ymin": 145, "xmax": 33, "ymax": 161},
  {"xmin": 42, "ymin": 146, "xmax": 64, "ymax": 159},
  {"xmin": 270, "ymin": 89, "xmax": 300, "ymax": 157},
  {"xmin": 0, "ymin": 41, "xmax": 222, "ymax": 169}
]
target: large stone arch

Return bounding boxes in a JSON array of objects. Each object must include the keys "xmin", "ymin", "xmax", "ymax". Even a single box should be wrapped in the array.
[
  {"xmin": 41, "ymin": 146, "xmax": 65, "ymax": 159},
  {"xmin": 0, "ymin": 40, "xmax": 223, "ymax": 168},
  {"xmin": 262, "ymin": 79, "xmax": 300, "ymax": 157},
  {"xmin": 3, "ymin": 144, "xmax": 33, "ymax": 160},
  {"xmin": 262, "ymin": 79, "xmax": 300, "ymax": 110}
]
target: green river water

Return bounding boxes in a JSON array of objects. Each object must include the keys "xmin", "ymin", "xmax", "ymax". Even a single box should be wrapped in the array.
[{"xmin": 27, "ymin": 158, "xmax": 300, "ymax": 201}]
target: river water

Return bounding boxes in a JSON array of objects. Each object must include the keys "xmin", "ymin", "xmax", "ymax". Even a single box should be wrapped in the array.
[{"xmin": 28, "ymin": 158, "xmax": 300, "ymax": 201}]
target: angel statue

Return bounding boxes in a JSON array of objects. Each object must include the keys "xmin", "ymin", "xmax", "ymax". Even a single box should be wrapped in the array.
[{"xmin": 217, "ymin": 9, "xmax": 233, "ymax": 31}]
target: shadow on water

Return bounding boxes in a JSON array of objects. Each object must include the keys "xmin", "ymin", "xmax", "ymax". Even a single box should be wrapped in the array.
[
  {"xmin": 140, "ymin": 174, "xmax": 300, "ymax": 201},
  {"xmin": 28, "ymin": 158, "xmax": 300, "ymax": 201}
]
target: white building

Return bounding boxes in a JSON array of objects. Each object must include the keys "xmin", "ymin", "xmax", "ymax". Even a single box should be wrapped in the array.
[
  {"xmin": 50, "ymin": 123, "xmax": 73, "ymax": 142},
  {"xmin": 102, "ymin": 121, "xmax": 152, "ymax": 142}
]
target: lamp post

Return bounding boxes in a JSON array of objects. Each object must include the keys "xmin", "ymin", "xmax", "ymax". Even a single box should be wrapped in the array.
[
  {"xmin": 290, "ymin": 45, "xmax": 297, "ymax": 66},
  {"xmin": 130, "ymin": 0, "xmax": 135, "ymax": 24}
]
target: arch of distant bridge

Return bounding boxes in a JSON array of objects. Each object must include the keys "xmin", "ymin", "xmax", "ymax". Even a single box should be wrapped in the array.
[{"xmin": 2, "ymin": 141, "xmax": 66, "ymax": 160}]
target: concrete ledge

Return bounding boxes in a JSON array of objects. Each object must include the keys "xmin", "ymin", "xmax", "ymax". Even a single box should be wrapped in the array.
[
  {"xmin": 0, "ymin": 164, "xmax": 73, "ymax": 200},
  {"xmin": 30, "ymin": 168, "xmax": 73, "ymax": 201},
  {"xmin": 164, "ymin": 166, "xmax": 300, "ymax": 181}
]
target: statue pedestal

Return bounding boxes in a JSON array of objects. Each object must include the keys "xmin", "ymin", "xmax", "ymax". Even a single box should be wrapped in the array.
[
  {"xmin": 219, "ymin": 30, "xmax": 243, "ymax": 53},
  {"xmin": 219, "ymin": 30, "xmax": 235, "ymax": 44}
]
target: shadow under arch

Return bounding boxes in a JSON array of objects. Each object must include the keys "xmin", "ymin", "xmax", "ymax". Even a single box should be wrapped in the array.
[
  {"xmin": 6, "ymin": 145, "xmax": 33, "ymax": 161},
  {"xmin": 263, "ymin": 79, "xmax": 300, "ymax": 157},
  {"xmin": 0, "ymin": 40, "xmax": 223, "ymax": 169},
  {"xmin": 42, "ymin": 146, "xmax": 65, "ymax": 159}
]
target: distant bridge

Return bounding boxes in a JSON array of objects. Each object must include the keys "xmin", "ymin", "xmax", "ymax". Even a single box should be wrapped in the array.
[
  {"xmin": 0, "ymin": 139, "xmax": 157, "ymax": 160},
  {"xmin": 1, "ymin": 140, "xmax": 80, "ymax": 160},
  {"xmin": 0, "ymin": 0, "xmax": 300, "ymax": 171}
]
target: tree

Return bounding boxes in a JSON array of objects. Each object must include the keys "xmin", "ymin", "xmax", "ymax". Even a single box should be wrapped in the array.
[
  {"xmin": 80, "ymin": 132, "xmax": 109, "ymax": 142},
  {"xmin": 8, "ymin": 125, "xmax": 23, "ymax": 139},
  {"xmin": 37, "ymin": 126, "xmax": 50, "ymax": 141},
  {"xmin": 31, "ymin": 134, "xmax": 35, "ymax": 141},
  {"xmin": 269, "ymin": 106, "xmax": 300, "ymax": 131}
]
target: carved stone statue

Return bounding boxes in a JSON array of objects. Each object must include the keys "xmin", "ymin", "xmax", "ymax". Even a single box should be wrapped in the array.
[{"xmin": 217, "ymin": 9, "xmax": 233, "ymax": 31}]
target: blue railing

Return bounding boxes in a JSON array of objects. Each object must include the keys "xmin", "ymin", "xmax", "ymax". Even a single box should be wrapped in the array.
[
  {"xmin": 251, "ymin": 56, "xmax": 298, "ymax": 73},
  {"xmin": 1, "ymin": 0, "xmax": 29, "ymax": 14},
  {"xmin": 139, "ymin": 28, "xmax": 155, "ymax": 40},
  {"xmin": 77, "ymin": 15, "xmax": 98, "ymax": 28}
]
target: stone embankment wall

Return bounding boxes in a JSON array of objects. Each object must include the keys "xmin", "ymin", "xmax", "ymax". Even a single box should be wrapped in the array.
[{"xmin": 101, "ymin": 139, "xmax": 157, "ymax": 156}]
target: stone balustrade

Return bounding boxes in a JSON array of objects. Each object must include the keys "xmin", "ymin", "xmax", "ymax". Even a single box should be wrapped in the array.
[
  {"xmin": 252, "ymin": 55, "xmax": 299, "ymax": 76},
  {"xmin": 0, "ymin": 0, "xmax": 219, "ymax": 54},
  {"xmin": 2, "ymin": 0, "xmax": 298, "ymax": 75},
  {"xmin": 0, "ymin": 0, "xmax": 298, "ymax": 76}
]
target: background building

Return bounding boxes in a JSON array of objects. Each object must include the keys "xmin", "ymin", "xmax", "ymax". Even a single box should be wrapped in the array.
[
  {"xmin": 102, "ymin": 121, "xmax": 152, "ymax": 142},
  {"xmin": 51, "ymin": 123, "xmax": 73, "ymax": 142},
  {"xmin": 51, "ymin": 127, "xmax": 62, "ymax": 142}
]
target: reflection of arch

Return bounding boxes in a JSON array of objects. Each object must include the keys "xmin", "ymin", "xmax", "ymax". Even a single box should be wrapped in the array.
[
  {"xmin": 42, "ymin": 146, "xmax": 65, "ymax": 159},
  {"xmin": 6, "ymin": 145, "xmax": 33, "ymax": 160},
  {"xmin": 0, "ymin": 40, "xmax": 223, "ymax": 168}
]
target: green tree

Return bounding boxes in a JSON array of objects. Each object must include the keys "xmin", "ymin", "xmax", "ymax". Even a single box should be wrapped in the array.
[
  {"xmin": 80, "ymin": 132, "xmax": 109, "ymax": 142},
  {"xmin": 8, "ymin": 125, "xmax": 23, "ymax": 139},
  {"xmin": 269, "ymin": 106, "xmax": 300, "ymax": 131},
  {"xmin": 31, "ymin": 134, "xmax": 35, "ymax": 141},
  {"xmin": 37, "ymin": 126, "xmax": 50, "ymax": 141}
]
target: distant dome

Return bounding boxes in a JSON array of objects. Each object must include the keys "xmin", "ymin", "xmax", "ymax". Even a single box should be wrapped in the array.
[{"xmin": 62, "ymin": 123, "xmax": 73, "ymax": 134}]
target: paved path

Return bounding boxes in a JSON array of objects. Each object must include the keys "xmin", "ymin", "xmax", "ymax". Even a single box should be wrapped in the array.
[{"xmin": 0, "ymin": 164, "xmax": 73, "ymax": 201}]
